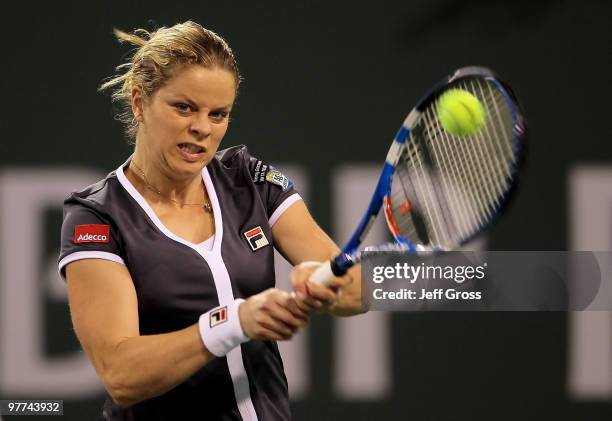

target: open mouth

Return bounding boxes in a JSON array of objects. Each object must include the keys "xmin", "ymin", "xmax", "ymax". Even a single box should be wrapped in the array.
[
  {"xmin": 178, "ymin": 143, "xmax": 205, "ymax": 154},
  {"xmin": 177, "ymin": 143, "xmax": 206, "ymax": 162}
]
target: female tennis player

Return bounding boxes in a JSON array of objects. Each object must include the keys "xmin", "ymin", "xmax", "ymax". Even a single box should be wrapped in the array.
[{"xmin": 58, "ymin": 21, "xmax": 363, "ymax": 421}]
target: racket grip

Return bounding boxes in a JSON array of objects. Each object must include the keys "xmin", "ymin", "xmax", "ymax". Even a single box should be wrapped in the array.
[{"xmin": 309, "ymin": 261, "xmax": 335, "ymax": 286}]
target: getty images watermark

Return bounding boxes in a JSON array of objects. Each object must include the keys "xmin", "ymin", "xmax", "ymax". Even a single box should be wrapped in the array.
[
  {"xmin": 372, "ymin": 260, "xmax": 487, "ymax": 301},
  {"xmin": 362, "ymin": 251, "xmax": 612, "ymax": 311}
]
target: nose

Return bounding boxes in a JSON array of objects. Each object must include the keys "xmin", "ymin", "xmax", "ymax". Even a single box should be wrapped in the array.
[{"xmin": 189, "ymin": 112, "xmax": 212, "ymax": 139}]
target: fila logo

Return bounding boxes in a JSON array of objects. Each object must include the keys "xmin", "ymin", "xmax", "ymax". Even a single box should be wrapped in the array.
[
  {"xmin": 243, "ymin": 226, "xmax": 269, "ymax": 251},
  {"xmin": 209, "ymin": 306, "xmax": 227, "ymax": 327},
  {"xmin": 74, "ymin": 224, "xmax": 110, "ymax": 244}
]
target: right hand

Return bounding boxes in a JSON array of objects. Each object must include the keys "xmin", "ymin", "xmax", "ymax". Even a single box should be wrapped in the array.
[
  {"xmin": 239, "ymin": 288, "xmax": 309, "ymax": 341},
  {"xmin": 291, "ymin": 261, "xmax": 352, "ymax": 312}
]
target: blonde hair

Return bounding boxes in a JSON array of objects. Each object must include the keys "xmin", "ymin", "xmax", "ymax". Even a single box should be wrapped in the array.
[{"xmin": 99, "ymin": 21, "xmax": 241, "ymax": 142}]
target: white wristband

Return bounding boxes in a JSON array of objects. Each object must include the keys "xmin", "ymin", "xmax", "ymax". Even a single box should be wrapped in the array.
[{"xmin": 199, "ymin": 298, "xmax": 250, "ymax": 357}]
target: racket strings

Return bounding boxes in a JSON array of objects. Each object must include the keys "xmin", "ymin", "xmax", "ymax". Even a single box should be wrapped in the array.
[
  {"xmin": 469, "ymin": 90, "xmax": 512, "ymax": 203},
  {"xmin": 393, "ymin": 142, "xmax": 451, "ymax": 245},
  {"xmin": 397, "ymin": 105, "xmax": 488, "ymax": 245},
  {"xmin": 431, "ymin": 106, "xmax": 489, "ymax": 218},
  {"xmin": 389, "ymin": 77, "xmax": 518, "ymax": 248},
  {"xmin": 427, "ymin": 107, "xmax": 486, "ymax": 239},
  {"xmin": 460, "ymin": 81, "xmax": 506, "ymax": 205},
  {"xmin": 404, "ymin": 140, "xmax": 451, "ymax": 244}
]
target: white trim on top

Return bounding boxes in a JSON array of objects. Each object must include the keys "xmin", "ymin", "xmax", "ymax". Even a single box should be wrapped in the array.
[
  {"xmin": 195, "ymin": 234, "xmax": 215, "ymax": 251},
  {"xmin": 115, "ymin": 158, "xmax": 222, "ymax": 253},
  {"xmin": 115, "ymin": 156, "xmax": 258, "ymax": 421},
  {"xmin": 269, "ymin": 193, "xmax": 302, "ymax": 227},
  {"xmin": 58, "ymin": 251, "xmax": 125, "ymax": 280}
]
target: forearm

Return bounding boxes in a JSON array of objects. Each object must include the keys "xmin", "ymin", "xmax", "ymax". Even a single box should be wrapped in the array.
[{"xmin": 102, "ymin": 323, "xmax": 213, "ymax": 407}]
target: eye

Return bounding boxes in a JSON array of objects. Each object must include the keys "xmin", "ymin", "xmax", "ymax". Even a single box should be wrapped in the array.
[
  {"xmin": 210, "ymin": 111, "xmax": 230, "ymax": 123},
  {"xmin": 174, "ymin": 103, "xmax": 193, "ymax": 113}
]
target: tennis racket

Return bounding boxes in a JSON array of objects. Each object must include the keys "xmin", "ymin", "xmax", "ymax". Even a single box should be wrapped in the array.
[{"xmin": 311, "ymin": 66, "xmax": 526, "ymax": 285}]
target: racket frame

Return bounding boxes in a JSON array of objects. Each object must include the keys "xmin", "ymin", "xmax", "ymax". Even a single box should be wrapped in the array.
[{"xmin": 312, "ymin": 66, "xmax": 525, "ymax": 283}]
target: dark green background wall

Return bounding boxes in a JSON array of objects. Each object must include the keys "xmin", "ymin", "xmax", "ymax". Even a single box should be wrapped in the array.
[{"xmin": 1, "ymin": 1, "xmax": 611, "ymax": 420}]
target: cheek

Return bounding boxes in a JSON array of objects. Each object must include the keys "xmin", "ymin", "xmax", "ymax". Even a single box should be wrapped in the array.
[
  {"xmin": 152, "ymin": 113, "xmax": 183, "ymax": 140},
  {"xmin": 212, "ymin": 123, "xmax": 229, "ymax": 143}
]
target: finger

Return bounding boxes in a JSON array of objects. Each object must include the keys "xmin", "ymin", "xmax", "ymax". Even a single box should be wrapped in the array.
[
  {"xmin": 304, "ymin": 284, "xmax": 327, "ymax": 308},
  {"xmin": 274, "ymin": 308, "xmax": 306, "ymax": 330},
  {"xmin": 252, "ymin": 325, "xmax": 292, "ymax": 341},
  {"xmin": 292, "ymin": 261, "xmax": 322, "ymax": 281},
  {"xmin": 301, "ymin": 286, "xmax": 325, "ymax": 309},
  {"xmin": 266, "ymin": 301, "xmax": 307, "ymax": 330},
  {"xmin": 286, "ymin": 296, "xmax": 311, "ymax": 319},
  {"xmin": 273, "ymin": 292, "xmax": 311, "ymax": 321},
  {"xmin": 293, "ymin": 292, "xmax": 317, "ymax": 312},
  {"xmin": 285, "ymin": 293, "xmax": 308, "ymax": 318},
  {"xmin": 291, "ymin": 262, "xmax": 320, "ymax": 278},
  {"xmin": 306, "ymin": 281, "xmax": 340, "ymax": 303},
  {"xmin": 295, "ymin": 301, "xmax": 314, "ymax": 313},
  {"xmin": 325, "ymin": 275, "xmax": 351, "ymax": 289},
  {"xmin": 259, "ymin": 314, "xmax": 297, "ymax": 337},
  {"xmin": 315, "ymin": 273, "xmax": 353, "ymax": 288},
  {"xmin": 290, "ymin": 274, "xmax": 309, "ymax": 296}
]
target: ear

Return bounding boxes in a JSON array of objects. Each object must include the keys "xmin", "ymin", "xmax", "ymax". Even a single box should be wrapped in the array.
[{"xmin": 131, "ymin": 88, "xmax": 144, "ymax": 122}]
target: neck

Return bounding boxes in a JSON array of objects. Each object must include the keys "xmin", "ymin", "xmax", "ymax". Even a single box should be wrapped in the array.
[{"xmin": 128, "ymin": 146, "xmax": 207, "ymax": 206}]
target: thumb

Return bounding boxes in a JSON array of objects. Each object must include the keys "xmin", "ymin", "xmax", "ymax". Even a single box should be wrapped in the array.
[{"xmin": 291, "ymin": 261, "xmax": 324, "ymax": 293}]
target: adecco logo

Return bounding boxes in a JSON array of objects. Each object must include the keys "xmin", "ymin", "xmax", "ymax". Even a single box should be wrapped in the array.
[{"xmin": 74, "ymin": 224, "xmax": 110, "ymax": 244}]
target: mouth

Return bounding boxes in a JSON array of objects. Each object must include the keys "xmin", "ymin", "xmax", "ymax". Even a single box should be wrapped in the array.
[{"xmin": 177, "ymin": 143, "xmax": 206, "ymax": 162}]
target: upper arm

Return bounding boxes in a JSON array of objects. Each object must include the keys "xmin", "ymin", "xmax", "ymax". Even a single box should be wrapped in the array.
[
  {"xmin": 66, "ymin": 259, "xmax": 139, "ymax": 378},
  {"xmin": 271, "ymin": 199, "xmax": 339, "ymax": 265}
]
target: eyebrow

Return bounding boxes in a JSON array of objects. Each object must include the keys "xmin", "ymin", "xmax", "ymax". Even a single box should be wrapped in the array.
[{"xmin": 174, "ymin": 95, "xmax": 232, "ymax": 110}]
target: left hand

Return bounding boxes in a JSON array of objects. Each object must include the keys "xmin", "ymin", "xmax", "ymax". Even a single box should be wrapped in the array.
[{"xmin": 290, "ymin": 261, "xmax": 352, "ymax": 313}]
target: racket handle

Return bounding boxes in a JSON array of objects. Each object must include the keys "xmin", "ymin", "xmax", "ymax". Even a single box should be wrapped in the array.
[{"xmin": 309, "ymin": 261, "xmax": 335, "ymax": 286}]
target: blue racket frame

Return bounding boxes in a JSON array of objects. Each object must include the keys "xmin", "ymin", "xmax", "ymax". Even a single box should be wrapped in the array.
[{"xmin": 327, "ymin": 66, "xmax": 525, "ymax": 277}]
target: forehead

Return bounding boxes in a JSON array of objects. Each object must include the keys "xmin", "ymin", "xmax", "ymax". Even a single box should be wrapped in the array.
[{"xmin": 155, "ymin": 64, "xmax": 236, "ymax": 106}]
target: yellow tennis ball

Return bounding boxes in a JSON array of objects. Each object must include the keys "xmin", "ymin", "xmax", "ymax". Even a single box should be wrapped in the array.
[{"xmin": 437, "ymin": 89, "xmax": 486, "ymax": 136}]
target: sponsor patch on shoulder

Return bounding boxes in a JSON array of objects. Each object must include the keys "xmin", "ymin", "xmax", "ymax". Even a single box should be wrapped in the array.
[
  {"xmin": 251, "ymin": 160, "xmax": 294, "ymax": 191},
  {"xmin": 265, "ymin": 169, "xmax": 292, "ymax": 191},
  {"xmin": 209, "ymin": 306, "xmax": 228, "ymax": 327},
  {"xmin": 74, "ymin": 224, "xmax": 110, "ymax": 243}
]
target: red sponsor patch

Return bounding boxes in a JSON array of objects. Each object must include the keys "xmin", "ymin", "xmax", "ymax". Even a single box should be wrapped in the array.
[
  {"xmin": 244, "ymin": 226, "xmax": 263, "ymax": 238},
  {"xmin": 74, "ymin": 224, "xmax": 110, "ymax": 244}
]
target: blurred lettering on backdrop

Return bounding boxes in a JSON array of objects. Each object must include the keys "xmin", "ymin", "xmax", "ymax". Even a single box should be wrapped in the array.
[{"xmin": 0, "ymin": 164, "xmax": 610, "ymax": 403}]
